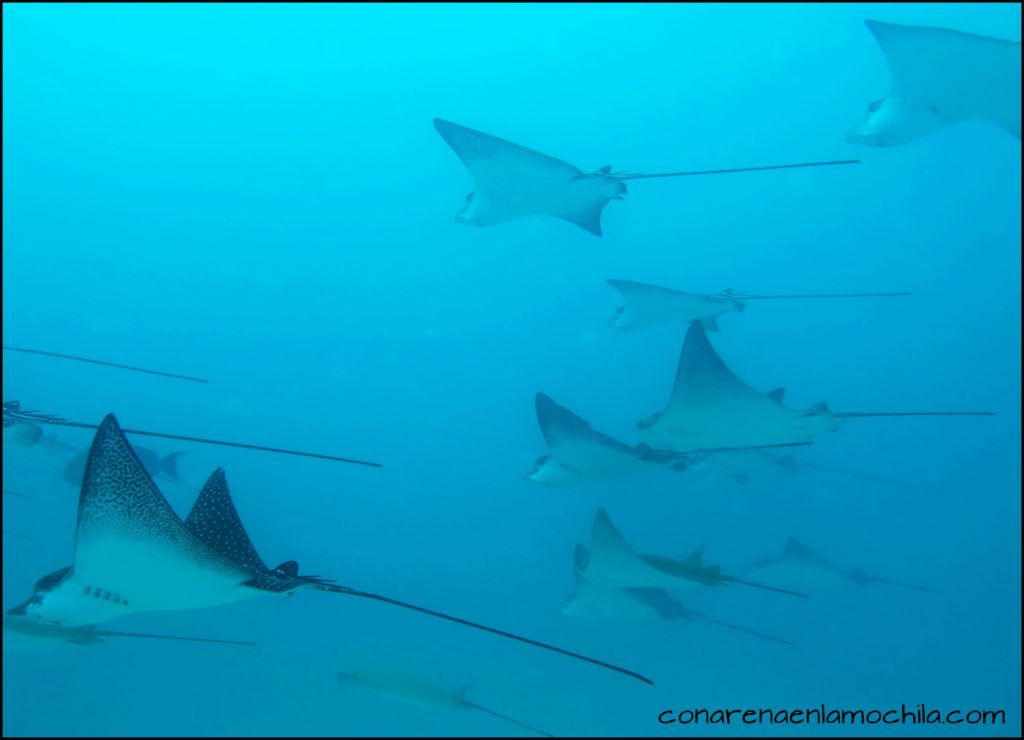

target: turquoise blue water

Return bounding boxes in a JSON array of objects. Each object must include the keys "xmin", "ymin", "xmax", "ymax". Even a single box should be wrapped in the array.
[{"xmin": 2, "ymin": 3, "xmax": 1020, "ymax": 737}]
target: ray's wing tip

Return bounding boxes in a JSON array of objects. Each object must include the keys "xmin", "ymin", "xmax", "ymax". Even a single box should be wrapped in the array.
[
  {"xmin": 99, "ymin": 413, "xmax": 120, "ymax": 430},
  {"xmin": 433, "ymin": 117, "xmax": 459, "ymax": 136}
]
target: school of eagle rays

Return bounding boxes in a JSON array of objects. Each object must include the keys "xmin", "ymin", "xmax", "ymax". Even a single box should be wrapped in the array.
[{"xmin": 2, "ymin": 14, "xmax": 1018, "ymax": 737}]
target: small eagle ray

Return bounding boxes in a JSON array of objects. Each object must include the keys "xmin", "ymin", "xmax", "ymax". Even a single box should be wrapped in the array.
[
  {"xmin": 434, "ymin": 118, "xmax": 859, "ymax": 236},
  {"xmin": 606, "ymin": 279, "xmax": 910, "ymax": 333},
  {"xmin": 743, "ymin": 537, "xmax": 933, "ymax": 593},
  {"xmin": 635, "ymin": 320, "xmax": 995, "ymax": 451}
]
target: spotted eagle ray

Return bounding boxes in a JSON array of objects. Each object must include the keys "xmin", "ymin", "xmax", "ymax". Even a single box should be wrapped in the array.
[
  {"xmin": 434, "ymin": 118, "xmax": 859, "ymax": 236},
  {"xmin": 847, "ymin": 19, "xmax": 1021, "ymax": 146},
  {"xmin": 2, "ymin": 615, "xmax": 255, "ymax": 654},
  {"xmin": 8, "ymin": 414, "xmax": 652, "ymax": 685},
  {"xmin": 580, "ymin": 508, "xmax": 805, "ymax": 598},
  {"xmin": 3, "ymin": 345, "xmax": 209, "ymax": 384},
  {"xmin": 699, "ymin": 449, "xmax": 946, "ymax": 494},
  {"xmin": 336, "ymin": 669, "xmax": 552, "ymax": 737},
  {"xmin": 3, "ymin": 401, "xmax": 381, "ymax": 468},
  {"xmin": 526, "ymin": 392, "xmax": 810, "ymax": 487},
  {"xmin": 635, "ymin": 320, "xmax": 995, "ymax": 451},
  {"xmin": 742, "ymin": 537, "xmax": 932, "ymax": 594},
  {"xmin": 564, "ymin": 545, "xmax": 795, "ymax": 647},
  {"xmin": 606, "ymin": 280, "xmax": 910, "ymax": 332}
]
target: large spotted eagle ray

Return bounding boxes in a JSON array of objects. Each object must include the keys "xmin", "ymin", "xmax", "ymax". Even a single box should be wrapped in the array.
[{"xmin": 7, "ymin": 414, "xmax": 652, "ymax": 685}]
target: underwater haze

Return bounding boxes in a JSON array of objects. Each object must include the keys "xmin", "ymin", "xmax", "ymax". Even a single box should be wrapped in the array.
[{"xmin": 2, "ymin": 2, "xmax": 1020, "ymax": 737}]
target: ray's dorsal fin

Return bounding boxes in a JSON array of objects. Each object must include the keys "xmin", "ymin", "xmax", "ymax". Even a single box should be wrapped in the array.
[
  {"xmin": 767, "ymin": 387, "xmax": 785, "ymax": 403},
  {"xmin": 184, "ymin": 468, "xmax": 270, "ymax": 573}
]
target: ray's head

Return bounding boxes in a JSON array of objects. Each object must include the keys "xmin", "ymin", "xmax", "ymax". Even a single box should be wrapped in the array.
[
  {"xmin": 524, "ymin": 454, "xmax": 581, "ymax": 486},
  {"xmin": 454, "ymin": 190, "xmax": 509, "ymax": 227},
  {"xmin": 608, "ymin": 304, "xmax": 634, "ymax": 330},
  {"xmin": 846, "ymin": 97, "xmax": 947, "ymax": 147},
  {"xmin": 6, "ymin": 566, "xmax": 74, "ymax": 625},
  {"xmin": 787, "ymin": 403, "xmax": 844, "ymax": 439}
]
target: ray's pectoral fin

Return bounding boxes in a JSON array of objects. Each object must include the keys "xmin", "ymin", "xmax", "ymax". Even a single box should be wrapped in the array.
[{"xmin": 560, "ymin": 202, "xmax": 607, "ymax": 237}]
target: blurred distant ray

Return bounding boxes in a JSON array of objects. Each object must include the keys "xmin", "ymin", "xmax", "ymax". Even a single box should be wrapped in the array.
[
  {"xmin": 2, "ymin": 616, "xmax": 256, "ymax": 654},
  {"xmin": 635, "ymin": 321, "xmax": 995, "ymax": 452},
  {"xmin": 848, "ymin": 19, "xmax": 1021, "ymax": 147},
  {"xmin": 336, "ymin": 669, "xmax": 552, "ymax": 737},
  {"xmin": 689, "ymin": 449, "xmax": 946, "ymax": 495},
  {"xmin": 434, "ymin": 117, "xmax": 859, "ymax": 236},
  {"xmin": 3, "ymin": 345, "xmax": 209, "ymax": 384},
  {"xmin": 2, "ymin": 401, "xmax": 382, "ymax": 468},
  {"xmin": 606, "ymin": 279, "xmax": 911, "ymax": 332},
  {"xmin": 526, "ymin": 391, "xmax": 810, "ymax": 487},
  {"xmin": 743, "ymin": 537, "xmax": 933, "ymax": 594},
  {"xmin": 9, "ymin": 415, "xmax": 652, "ymax": 686}
]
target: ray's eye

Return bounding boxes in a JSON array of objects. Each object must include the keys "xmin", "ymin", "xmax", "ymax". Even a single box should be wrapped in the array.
[
  {"xmin": 464, "ymin": 192, "xmax": 475, "ymax": 203},
  {"xmin": 867, "ymin": 98, "xmax": 885, "ymax": 113}
]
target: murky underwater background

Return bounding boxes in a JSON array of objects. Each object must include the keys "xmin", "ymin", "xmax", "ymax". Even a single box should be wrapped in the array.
[{"xmin": 2, "ymin": 2, "xmax": 1020, "ymax": 736}]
